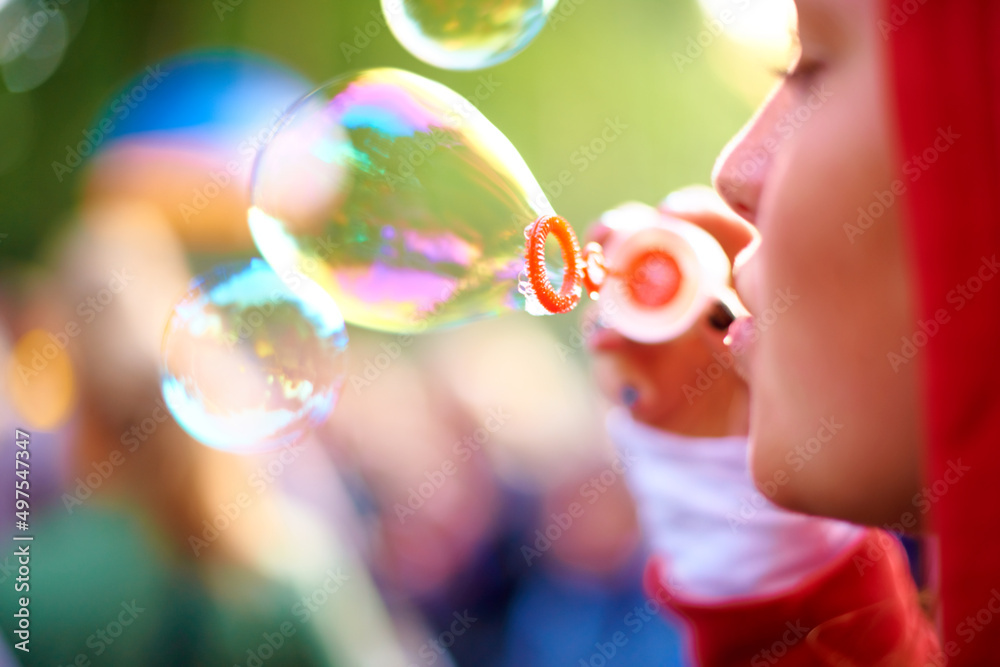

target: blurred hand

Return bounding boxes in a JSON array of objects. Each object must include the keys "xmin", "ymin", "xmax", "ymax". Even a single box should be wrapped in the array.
[{"xmin": 585, "ymin": 186, "xmax": 758, "ymax": 437}]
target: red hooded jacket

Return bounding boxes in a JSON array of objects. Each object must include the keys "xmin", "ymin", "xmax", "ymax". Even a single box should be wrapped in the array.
[{"xmin": 889, "ymin": 0, "xmax": 1000, "ymax": 662}]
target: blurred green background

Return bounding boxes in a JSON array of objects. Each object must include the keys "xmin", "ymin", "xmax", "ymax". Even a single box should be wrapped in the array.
[{"xmin": 0, "ymin": 0, "xmax": 780, "ymax": 268}]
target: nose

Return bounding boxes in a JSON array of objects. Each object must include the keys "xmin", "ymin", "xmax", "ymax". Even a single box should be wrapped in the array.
[
  {"xmin": 712, "ymin": 126, "xmax": 766, "ymax": 223},
  {"xmin": 711, "ymin": 87, "xmax": 788, "ymax": 225}
]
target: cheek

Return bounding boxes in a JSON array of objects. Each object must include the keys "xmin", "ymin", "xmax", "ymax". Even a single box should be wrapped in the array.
[{"xmin": 748, "ymin": 61, "xmax": 922, "ymax": 522}]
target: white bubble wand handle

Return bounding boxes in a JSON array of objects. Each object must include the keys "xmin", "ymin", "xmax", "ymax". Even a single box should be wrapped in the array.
[{"xmin": 590, "ymin": 203, "xmax": 746, "ymax": 344}]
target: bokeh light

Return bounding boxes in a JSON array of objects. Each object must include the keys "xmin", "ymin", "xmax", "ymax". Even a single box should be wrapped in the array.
[
  {"xmin": 695, "ymin": 0, "xmax": 795, "ymax": 54},
  {"xmin": 5, "ymin": 328, "xmax": 76, "ymax": 430},
  {"xmin": 0, "ymin": 0, "xmax": 88, "ymax": 92}
]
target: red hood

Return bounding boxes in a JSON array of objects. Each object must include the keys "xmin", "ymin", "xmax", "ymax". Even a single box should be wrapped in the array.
[{"xmin": 887, "ymin": 0, "xmax": 1000, "ymax": 660}]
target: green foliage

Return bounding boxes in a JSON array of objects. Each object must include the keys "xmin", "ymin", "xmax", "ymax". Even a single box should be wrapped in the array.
[{"xmin": 0, "ymin": 0, "xmax": 755, "ymax": 266}]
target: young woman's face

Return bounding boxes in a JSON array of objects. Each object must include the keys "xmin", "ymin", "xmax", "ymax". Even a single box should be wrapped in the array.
[{"xmin": 715, "ymin": 0, "xmax": 924, "ymax": 526}]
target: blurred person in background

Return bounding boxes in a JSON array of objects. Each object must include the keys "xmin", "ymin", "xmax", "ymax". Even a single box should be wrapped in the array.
[
  {"xmin": 327, "ymin": 330, "xmax": 535, "ymax": 667},
  {"xmin": 326, "ymin": 317, "xmax": 685, "ymax": 667},
  {"xmin": 586, "ymin": 188, "xmax": 934, "ymax": 664},
  {"xmin": 500, "ymin": 464, "xmax": 686, "ymax": 667},
  {"xmin": 0, "ymin": 188, "xmax": 335, "ymax": 667},
  {"xmin": 0, "ymin": 51, "xmax": 412, "ymax": 666}
]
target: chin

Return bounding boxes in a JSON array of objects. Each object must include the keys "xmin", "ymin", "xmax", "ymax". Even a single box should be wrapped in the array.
[{"xmin": 749, "ymin": 433, "xmax": 922, "ymax": 529}]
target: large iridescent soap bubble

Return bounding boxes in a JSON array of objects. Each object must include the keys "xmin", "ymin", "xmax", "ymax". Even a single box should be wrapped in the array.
[
  {"xmin": 249, "ymin": 67, "xmax": 587, "ymax": 335},
  {"xmin": 161, "ymin": 259, "xmax": 348, "ymax": 453},
  {"xmin": 382, "ymin": 0, "xmax": 559, "ymax": 70}
]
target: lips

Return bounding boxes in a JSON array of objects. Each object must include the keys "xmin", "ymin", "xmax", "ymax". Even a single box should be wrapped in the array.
[{"xmin": 724, "ymin": 315, "xmax": 755, "ymax": 381}]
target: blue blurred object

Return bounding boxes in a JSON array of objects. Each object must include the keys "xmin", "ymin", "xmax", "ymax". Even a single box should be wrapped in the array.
[
  {"xmin": 502, "ymin": 556, "xmax": 688, "ymax": 667},
  {"xmin": 98, "ymin": 49, "xmax": 313, "ymax": 149},
  {"xmin": 79, "ymin": 49, "xmax": 316, "ymax": 251}
]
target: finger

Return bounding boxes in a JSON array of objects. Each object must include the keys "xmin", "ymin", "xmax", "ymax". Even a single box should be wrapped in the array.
[{"xmin": 658, "ymin": 185, "xmax": 759, "ymax": 265}]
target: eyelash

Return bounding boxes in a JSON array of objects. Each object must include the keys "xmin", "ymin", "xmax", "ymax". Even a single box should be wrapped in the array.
[{"xmin": 775, "ymin": 59, "xmax": 824, "ymax": 86}]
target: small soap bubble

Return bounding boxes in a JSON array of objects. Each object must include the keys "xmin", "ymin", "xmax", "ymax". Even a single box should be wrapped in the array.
[
  {"xmin": 161, "ymin": 258, "xmax": 348, "ymax": 453},
  {"xmin": 383, "ymin": 0, "xmax": 558, "ymax": 70}
]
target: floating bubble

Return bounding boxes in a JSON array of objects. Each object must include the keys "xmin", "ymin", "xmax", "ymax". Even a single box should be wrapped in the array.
[
  {"xmin": 161, "ymin": 259, "xmax": 348, "ymax": 453},
  {"xmin": 383, "ymin": 0, "xmax": 558, "ymax": 70},
  {"xmin": 250, "ymin": 67, "xmax": 584, "ymax": 335},
  {"xmin": 1, "ymin": 1, "xmax": 68, "ymax": 93}
]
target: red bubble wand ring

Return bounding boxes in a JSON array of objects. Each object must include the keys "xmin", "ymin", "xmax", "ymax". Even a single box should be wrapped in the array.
[{"xmin": 523, "ymin": 215, "xmax": 609, "ymax": 314}]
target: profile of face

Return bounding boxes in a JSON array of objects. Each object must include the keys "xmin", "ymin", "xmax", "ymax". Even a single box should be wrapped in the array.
[{"xmin": 714, "ymin": 0, "xmax": 923, "ymax": 525}]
